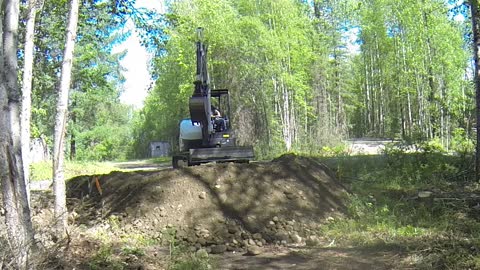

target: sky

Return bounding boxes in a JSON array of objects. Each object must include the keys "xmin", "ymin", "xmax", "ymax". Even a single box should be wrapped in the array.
[{"xmin": 115, "ymin": 0, "xmax": 165, "ymax": 108}]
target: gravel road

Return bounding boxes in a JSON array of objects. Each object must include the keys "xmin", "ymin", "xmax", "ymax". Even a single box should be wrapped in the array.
[{"xmin": 346, "ymin": 138, "xmax": 394, "ymax": 155}]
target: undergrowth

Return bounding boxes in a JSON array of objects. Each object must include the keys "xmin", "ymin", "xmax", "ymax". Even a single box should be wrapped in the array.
[
  {"xmin": 320, "ymin": 147, "xmax": 480, "ymax": 269},
  {"xmin": 85, "ymin": 227, "xmax": 213, "ymax": 270},
  {"xmin": 163, "ymin": 228, "xmax": 213, "ymax": 270}
]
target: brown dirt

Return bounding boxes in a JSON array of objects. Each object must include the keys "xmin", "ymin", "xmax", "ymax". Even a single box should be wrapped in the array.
[
  {"xmin": 67, "ymin": 154, "xmax": 347, "ymax": 235},
  {"xmin": 1, "ymin": 154, "xmax": 411, "ymax": 269}
]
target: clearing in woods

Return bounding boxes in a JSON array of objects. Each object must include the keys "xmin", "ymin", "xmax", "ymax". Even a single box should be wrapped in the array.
[{"xmin": 21, "ymin": 154, "xmax": 421, "ymax": 269}]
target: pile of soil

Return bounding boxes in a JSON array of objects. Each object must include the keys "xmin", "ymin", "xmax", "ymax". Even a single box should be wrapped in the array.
[{"xmin": 66, "ymin": 154, "xmax": 349, "ymax": 253}]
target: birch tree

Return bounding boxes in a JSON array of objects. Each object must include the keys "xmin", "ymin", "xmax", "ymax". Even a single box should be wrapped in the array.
[
  {"xmin": 52, "ymin": 0, "xmax": 80, "ymax": 235},
  {"xmin": 470, "ymin": 0, "xmax": 480, "ymax": 180},
  {"xmin": 1, "ymin": 0, "xmax": 36, "ymax": 268},
  {"xmin": 21, "ymin": 0, "xmax": 41, "ymax": 206}
]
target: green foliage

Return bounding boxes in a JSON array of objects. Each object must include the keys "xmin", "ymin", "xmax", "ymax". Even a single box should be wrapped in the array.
[
  {"xmin": 26, "ymin": 0, "xmax": 136, "ymax": 161},
  {"xmin": 75, "ymin": 121, "xmax": 132, "ymax": 161},
  {"xmin": 451, "ymin": 128, "xmax": 475, "ymax": 154},
  {"xmin": 88, "ymin": 245, "xmax": 124, "ymax": 270},
  {"xmin": 121, "ymin": 246, "xmax": 145, "ymax": 257},
  {"xmin": 163, "ymin": 228, "xmax": 213, "ymax": 270},
  {"xmin": 30, "ymin": 161, "xmax": 53, "ymax": 181},
  {"xmin": 350, "ymin": 0, "xmax": 470, "ymax": 145},
  {"xmin": 87, "ymin": 241, "xmax": 146, "ymax": 270},
  {"xmin": 417, "ymin": 138, "xmax": 447, "ymax": 154},
  {"xmin": 23, "ymin": 0, "xmax": 476, "ymax": 161},
  {"xmin": 319, "ymin": 144, "xmax": 350, "ymax": 157},
  {"xmin": 320, "ymin": 153, "xmax": 479, "ymax": 268},
  {"xmin": 107, "ymin": 215, "xmax": 121, "ymax": 231},
  {"xmin": 132, "ymin": 0, "xmax": 354, "ymax": 158}
]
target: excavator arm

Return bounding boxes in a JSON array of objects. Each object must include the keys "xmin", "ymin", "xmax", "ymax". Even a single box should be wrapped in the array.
[{"xmin": 188, "ymin": 28, "xmax": 212, "ymax": 146}]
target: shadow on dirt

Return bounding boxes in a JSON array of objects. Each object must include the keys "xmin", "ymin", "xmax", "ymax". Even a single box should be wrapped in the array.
[
  {"xmin": 65, "ymin": 154, "xmax": 348, "ymax": 239},
  {"xmin": 179, "ymin": 154, "xmax": 348, "ymax": 234},
  {"xmin": 66, "ymin": 169, "xmax": 176, "ymax": 224}
]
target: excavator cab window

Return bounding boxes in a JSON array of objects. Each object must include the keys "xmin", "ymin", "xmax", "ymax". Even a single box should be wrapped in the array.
[
  {"xmin": 211, "ymin": 89, "xmax": 230, "ymax": 132},
  {"xmin": 211, "ymin": 105, "xmax": 226, "ymax": 132}
]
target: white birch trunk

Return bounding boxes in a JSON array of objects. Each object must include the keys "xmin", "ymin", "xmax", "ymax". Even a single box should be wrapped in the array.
[
  {"xmin": 52, "ymin": 0, "xmax": 80, "ymax": 235},
  {"xmin": 21, "ymin": 0, "xmax": 39, "ymax": 207},
  {"xmin": 1, "ymin": 0, "xmax": 36, "ymax": 268},
  {"xmin": 281, "ymin": 78, "xmax": 292, "ymax": 151}
]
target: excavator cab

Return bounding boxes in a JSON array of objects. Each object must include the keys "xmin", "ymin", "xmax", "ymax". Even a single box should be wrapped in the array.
[
  {"xmin": 211, "ymin": 89, "xmax": 230, "ymax": 132},
  {"xmin": 208, "ymin": 89, "xmax": 235, "ymax": 148}
]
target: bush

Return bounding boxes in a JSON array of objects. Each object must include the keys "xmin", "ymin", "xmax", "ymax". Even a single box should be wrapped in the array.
[
  {"xmin": 319, "ymin": 144, "xmax": 349, "ymax": 157},
  {"xmin": 164, "ymin": 228, "xmax": 213, "ymax": 270},
  {"xmin": 451, "ymin": 128, "xmax": 475, "ymax": 154}
]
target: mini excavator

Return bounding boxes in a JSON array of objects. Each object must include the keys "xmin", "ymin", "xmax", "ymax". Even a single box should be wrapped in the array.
[{"xmin": 172, "ymin": 28, "xmax": 254, "ymax": 168}]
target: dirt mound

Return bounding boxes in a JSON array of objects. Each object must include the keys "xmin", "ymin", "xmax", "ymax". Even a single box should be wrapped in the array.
[{"xmin": 66, "ymin": 155, "xmax": 348, "ymax": 252}]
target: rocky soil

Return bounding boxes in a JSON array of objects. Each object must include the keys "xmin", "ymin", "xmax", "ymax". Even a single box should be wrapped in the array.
[{"xmin": 66, "ymin": 154, "xmax": 348, "ymax": 253}]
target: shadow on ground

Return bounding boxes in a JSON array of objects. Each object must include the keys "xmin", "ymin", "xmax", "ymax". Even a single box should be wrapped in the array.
[{"xmin": 65, "ymin": 154, "xmax": 348, "ymax": 238}]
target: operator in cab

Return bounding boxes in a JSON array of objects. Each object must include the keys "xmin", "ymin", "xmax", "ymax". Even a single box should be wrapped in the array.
[{"xmin": 211, "ymin": 105, "xmax": 226, "ymax": 131}]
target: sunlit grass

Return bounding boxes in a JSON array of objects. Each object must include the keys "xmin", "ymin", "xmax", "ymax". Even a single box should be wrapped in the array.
[
  {"xmin": 30, "ymin": 161, "xmax": 120, "ymax": 181},
  {"xmin": 319, "ymin": 150, "xmax": 479, "ymax": 268},
  {"xmin": 30, "ymin": 157, "xmax": 171, "ymax": 181}
]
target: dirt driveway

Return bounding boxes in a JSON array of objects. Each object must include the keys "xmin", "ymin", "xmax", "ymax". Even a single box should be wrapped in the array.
[
  {"xmin": 346, "ymin": 138, "xmax": 394, "ymax": 155},
  {"xmin": 213, "ymin": 245, "xmax": 411, "ymax": 270}
]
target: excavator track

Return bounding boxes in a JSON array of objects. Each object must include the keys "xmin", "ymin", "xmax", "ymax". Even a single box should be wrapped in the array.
[
  {"xmin": 190, "ymin": 146, "xmax": 254, "ymax": 163},
  {"xmin": 172, "ymin": 146, "xmax": 254, "ymax": 168}
]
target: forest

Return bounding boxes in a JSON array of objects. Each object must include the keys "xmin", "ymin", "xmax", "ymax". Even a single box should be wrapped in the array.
[
  {"xmin": 2, "ymin": 0, "xmax": 480, "ymax": 269},
  {"xmin": 135, "ymin": 0, "xmax": 475, "ymax": 159},
  {"xmin": 2, "ymin": 0, "xmax": 473, "ymax": 161}
]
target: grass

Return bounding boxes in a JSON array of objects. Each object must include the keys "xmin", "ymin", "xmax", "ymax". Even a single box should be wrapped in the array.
[
  {"xmin": 319, "ymin": 150, "xmax": 480, "ymax": 269},
  {"xmin": 84, "ymin": 224, "xmax": 159, "ymax": 270},
  {"xmin": 163, "ymin": 228, "xmax": 213, "ymax": 270},
  {"xmin": 30, "ymin": 160, "xmax": 120, "ymax": 181},
  {"xmin": 84, "ymin": 226, "xmax": 213, "ymax": 270},
  {"xmin": 30, "ymin": 156, "xmax": 172, "ymax": 181},
  {"xmin": 88, "ymin": 244, "xmax": 125, "ymax": 270}
]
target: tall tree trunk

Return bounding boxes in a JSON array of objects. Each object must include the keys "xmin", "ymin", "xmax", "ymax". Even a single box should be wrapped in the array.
[
  {"xmin": 1, "ymin": 0, "xmax": 36, "ymax": 268},
  {"xmin": 52, "ymin": 0, "xmax": 80, "ymax": 235},
  {"xmin": 21, "ymin": 0, "xmax": 40, "ymax": 207},
  {"xmin": 70, "ymin": 103, "xmax": 76, "ymax": 160},
  {"xmin": 470, "ymin": 0, "xmax": 480, "ymax": 181}
]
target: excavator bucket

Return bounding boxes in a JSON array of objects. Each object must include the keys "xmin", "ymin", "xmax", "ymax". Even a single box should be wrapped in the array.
[{"xmin": 189, "ymin": 146, "xmax": 254, "ymax": 164}]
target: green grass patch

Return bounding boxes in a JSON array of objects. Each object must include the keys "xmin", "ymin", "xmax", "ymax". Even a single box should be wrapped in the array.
[
  {"xmin": 163, "ymin": 228, "xmax": 214, "ymax": 270},
  {"xmin": 84, "ymin": 226, "xmax": 158, "ymax": 269},
  {"xmin": 319, "ymin": 150, "xmax": 480, "ymax": 269},
  {"xmin": 30, "ymin": 161, "xmax": 119, "ymax": 181},
  {"xmin": 88, "ymin": 244, "xmax": 125, "ymax": 270}
]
